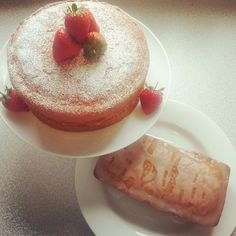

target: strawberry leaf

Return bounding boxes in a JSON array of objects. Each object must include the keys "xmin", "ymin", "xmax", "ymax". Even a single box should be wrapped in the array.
[
  {"xmin": 144, "ymin": 82, "xmax": 164, "ymax": 95},
  {"xmin": 0, "ymin": 86, "xmax": 11, "ymax": 101},
  {"xmin": 0, "ymin": 92, "xmax": 5, "ymax": 102}
]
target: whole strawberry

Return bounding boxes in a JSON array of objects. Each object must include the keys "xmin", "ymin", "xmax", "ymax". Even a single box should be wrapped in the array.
[
  {"xmin": 65, "ymin": 3, "xmax": 91, "ymax": 44},
  {"xmin": 83, "ymin": 32, "xmax": 107, "ymax": 62},
  {"xmin": 0, "ymin": 87, "xmax": 29, "ymax": 112},
  {"xmin": 53, "ymin": 28, "xmax": 81, "ymax": 63},
  {"xmin": 139, "ymin": 83, "xmax": 164, "ymax": 115}
]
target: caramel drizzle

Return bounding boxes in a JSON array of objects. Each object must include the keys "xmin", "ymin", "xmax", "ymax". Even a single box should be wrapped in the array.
[
  {"xmin": 147, "ymin": 139, "xmax": 157, "ymax": 155},
  {"xmin": 143, "ymin": 185, "xmax": 154, "ymax": 196},
  {"xmin": 105, "ymin": 166, "xmax": 127, "ymax": 181},
  {"xmin": 123, "ymin": 176, "xmax": 134, "ymax": 190},
  {"xmin": 140, "ymin": 160, "xmax": 157, "ymax": 186},
  {"xmin": 161, "ymin": 157, "xmax": 180, "ymax": 197},
  {"xmin": 162, "ymin": 170, "xmax": 168, "ymax": 187}
]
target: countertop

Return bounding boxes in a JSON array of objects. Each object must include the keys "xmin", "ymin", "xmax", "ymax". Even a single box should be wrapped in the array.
[{"xmin": 0, "ymin": 0, "xmax": 236, "ymax": 235}]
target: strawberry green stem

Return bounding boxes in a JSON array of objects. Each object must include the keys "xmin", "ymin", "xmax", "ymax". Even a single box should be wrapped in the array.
[
  {"xmin": 0, "ymin": 92, "xmax": 6, "ymax": 102},
  {"xmin": 154, "ymin": 81, "xmax": 159, "ymax": 90},
  {"xmin": 66, "ymin": 3, "xmax": 84, "ymax": 16},
  {"xmin": 0, "ymin": 91, "xmax": 6, "ymax": 97}
]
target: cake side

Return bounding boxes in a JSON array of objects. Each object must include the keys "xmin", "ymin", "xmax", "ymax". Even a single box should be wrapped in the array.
[{"xmin": 7, "ymin": 1, "xmax": 149, "ymax": 131}]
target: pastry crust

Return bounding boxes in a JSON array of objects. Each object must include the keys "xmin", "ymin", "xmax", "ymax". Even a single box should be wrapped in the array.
[
  {"xmin": 7, "ymin": 1, "xmax": 149, "ymax": 131},
  {"xmin": 94, "ymin": 135, "xmax": 230, "ymax": 226}
]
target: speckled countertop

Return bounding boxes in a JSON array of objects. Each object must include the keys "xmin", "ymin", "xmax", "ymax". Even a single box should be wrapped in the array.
[{"xmin": 0, "ymin": 0, "xmax": 236, "ymax": 235}]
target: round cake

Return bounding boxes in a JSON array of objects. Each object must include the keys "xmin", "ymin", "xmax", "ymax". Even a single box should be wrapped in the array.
[{"xmin": 7, "ymin": 1, "xmax": 149, "ymax": 131}]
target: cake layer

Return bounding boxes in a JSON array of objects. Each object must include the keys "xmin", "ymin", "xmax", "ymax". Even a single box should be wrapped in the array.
[{"xmin": 7, "ymin": 1, "xmax": 149, "ymax": 131}]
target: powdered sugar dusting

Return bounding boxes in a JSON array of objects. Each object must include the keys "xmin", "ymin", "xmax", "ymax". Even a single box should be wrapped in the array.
[{"xmin": 8, "ymin": 1, "xmax": 149, "ymax": 114}]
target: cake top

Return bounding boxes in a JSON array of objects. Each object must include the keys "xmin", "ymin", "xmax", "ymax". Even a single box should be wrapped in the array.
[{"xmin": 8, "ymin": 1, "xmax": 149, "ymax": 114}]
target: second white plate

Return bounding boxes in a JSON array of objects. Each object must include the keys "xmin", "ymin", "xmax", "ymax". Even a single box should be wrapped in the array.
[{"xmin": 75, "ymin": 100, "xmax": 236, "ymax": 236}]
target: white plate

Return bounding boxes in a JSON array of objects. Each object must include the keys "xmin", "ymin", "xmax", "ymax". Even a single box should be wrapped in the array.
[
  {"xmin": 75, "ymin": 100, "xmax": 236, "ymax": 236},
  {"xmin": 0, "ymin": 19, "xmax": 171, "ymax": 158}
]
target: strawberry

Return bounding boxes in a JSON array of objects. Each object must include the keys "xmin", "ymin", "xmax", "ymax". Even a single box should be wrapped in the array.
[
  {"xmin": 0, "ymin": 87, "xmax": 29, "ymax": 112},
  {"xmin": 53, "ymin": 28, "xmax": 81, "ymax": 63},
  {"xmin": 88, "ymin": 11, "xmax": 100, "ymax": 33},
  {"xmin": 65, "ymin": 3, "xmax": 91, "ymax": 44},
  {"xmin": 83, "ymin": 32, "xmax": 107, "ymax": 62},
  {"xmin": 139, "ymin": 83, "xmax": 164, "ymax": 115}
]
